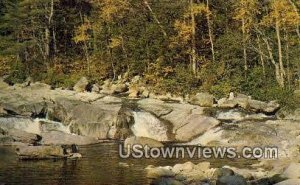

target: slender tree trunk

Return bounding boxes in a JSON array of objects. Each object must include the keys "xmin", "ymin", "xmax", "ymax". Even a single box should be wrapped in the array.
[
  {"xmin": 79, "ymin": 11, "xmax": 90, "ymax": 75},
  {"xmin": 284, "ymin": 29, "xmax": 291, "ymax": 89},
  {"xmin": 275, "ymin": 19, "xmax": 285, "ymax": 87},
  {"xmin": 52, "ymin": 28, "xmax": 56, "ymax": 56},
  {"xmin": 45, "ymin": 28, "xmax": 50, "ymax": 58},
  {"xmin": 242, "ymin": 18, "xmax": 248, "ymax": 72},
  {"xmin": 206, "ymin": 0, "xmax": 215, "ymax": 62},
  {"xmin": 257, "ymin": 35, "xmax": 265, "ymax": 78},
  {"xmin": 190, "ymin": 0, "xmax": 197, "ymax": 75},
  {"xmin": 264, "ymin": 37, "xmax": 282, "ymax": 86},
  {"xmin": 121, "ymin": 36, "xmax": 130, "ymax": 73},
  {"xmin": 84, "ymin": 42, "xmax": 90, "ymax": 75},
  {"xmin": 144, "ymin": 0, "xmax": 167, "ymax": 38},
  {"xmin": 45, "ymin": 0, "xmax": 54, "ymax": 59},
  {"xmin": 107, "ymin": 26, "xmax": 116, "ymax": 81}
]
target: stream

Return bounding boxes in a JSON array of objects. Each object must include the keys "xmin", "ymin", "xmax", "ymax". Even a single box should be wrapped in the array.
[{"xmin": 0, "ymin": 142, "xmax": 256, "ymax": 185}]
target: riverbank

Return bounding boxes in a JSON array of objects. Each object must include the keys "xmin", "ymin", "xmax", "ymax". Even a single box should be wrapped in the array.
[{"xmin": 0, "ymin": 77, "xmax": 300, "ymax": 184}]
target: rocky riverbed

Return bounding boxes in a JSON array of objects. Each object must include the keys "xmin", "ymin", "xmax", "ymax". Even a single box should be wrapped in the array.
[{"xmin": 0, "ymin": 77, "xmax": 300, "ymax": 184}]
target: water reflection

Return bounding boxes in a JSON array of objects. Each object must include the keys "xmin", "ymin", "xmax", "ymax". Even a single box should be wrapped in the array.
[{"xmin": 0, "ymin": 142, "xmax": 255, "ymax": 185}]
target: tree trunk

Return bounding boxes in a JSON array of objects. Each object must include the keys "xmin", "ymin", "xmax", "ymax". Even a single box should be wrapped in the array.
[
  {"xmin": 144, "ymin": 0, "xmax": 167, "ymax": 38},
  {"xmin": 242, "ymin": 18, "xmax": 248, "ymax": 72},
  {"xmin": 263, "ymin": 36, "xmax": 283, "ymax": 87},
  {"xmin": 45, "ymin": 28, "xmax": 50, "ymax": 58},
  {"xmin": 284, "ymin": 29, "xmax": 291, "ymax": 89},
  {"xmin": 275, "ymin": 19, "xmax": 285, "ymax": 87},
  {"xmin": 190, "ymin": 0, "xmax": 197, "ymax": 75},
  {"xmin": 256, "ymin": 35, "xmax": 265, "ymax": 78},
  {"xmin": 52, "ymin": 28, "xmax": 56, "ymax": 56},
  {"xmin": 206, "ymin": 0, "xmax": 215, "ymax": 62},
  {"xmin": 45, "ymin": 0, "xmax": 54, "ymax": 59}
]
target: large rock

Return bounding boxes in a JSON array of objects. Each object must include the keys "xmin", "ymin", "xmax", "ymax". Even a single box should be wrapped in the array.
[
  {"xmin": 73, "ymin": 77, "xmax": 89, "ymax": 92},
  {"xmin": 0, "ymin": 117, "xmax": 41, "ymax": 135},
  {"xmin": 281, "ymin": 163, "xmax": 300, "ymax": 179},
  {"xmin": 111, "ymin": 83, "xmax": 128, "ymax": 94},
  {"xmin": 275, "ymin": 179, "xmax": 300, "ymax": 185},
  {"xmin": 124, "ymin": 136, "xmax": 163, "ymax": 149},
  {"xmin": 193, "ymin": 120, "xmax": 300, "ymax": 158},
  {"xmin": 217, "ymin": 93, "xmax": 280, "ymax": 113},
  {"xmin": 216, "ymin": 175, "xmax": 247, "ymax": 185},
  {"xmin": 217, "ymin": 93, "xmax": 250, "ymax": 109},
  {"xmin": 131, "ymin": 111, "xmax": 170, "ymax": 141},
  {"xmin": 0, "ymin": 80, "xmax": 130, "ymax": 141},
  {"xmin": 0, "ymin": 82, "xmax": 53, "ymax": 117},
  {"xmin": 41, "ymin": 131, "xmax": 99, "ymax": 145},
  {"xmin": 150, "ymin": 177, "xmax": 184, "ymax": 185},
  {"xmin": 217, "ymin": 98, "xmax": 238, "ymax": 108},
  {"xmin": 138, "ymin": 99, "xmax": 206, "ymax": 132},
  {"xmin": 175, "ymin": 116, "xmax": 220, "ymax": 142},
  {"xmin": 50, "ymin": 98, "xmax": 126, "ymax": 139},
  {"xmin": 189, "ymin": 93, "xmax": 215, "ymax": 107},
  {"xmin": 172, "ymin": 162, "xmax": 214, "ymax": 183},
  {"xmin": 146, "ymin": 166, "xmax": 175, "ymax": 179},
  {"xmin": 6, "ymin": 128, "xmax": 41, "ymax": 144},
  {"xmin": 138, "ymin": 98, "xmax": 216, "ymax": 142},
  {"xmin": 0, "ymin": 100, "xmax": 48, "ymax": 117},
  {"xmin": 216, "ymin": 109, "xmax": 271, "ymax": 122},
  {"xmin": 146, "ymin": 162, "xmax": 214, "ymax": 185},
  {"xmin": 248, "ymin": 100, "xmax": 280, "ymax": 114},
  {"xmin": 16, "ymin": 146, "xmax": 66, "ymax": 160},
  {"xmin": 138, "ymin": 99, "xmax": 173, "ymax": 117},
  {"xmin": 213, "ymin": 168, "xmax": 235, "ymax": 179},
  {"xmin": 172, "ymin": 162, "xmax": 210, "ymax": 175}
]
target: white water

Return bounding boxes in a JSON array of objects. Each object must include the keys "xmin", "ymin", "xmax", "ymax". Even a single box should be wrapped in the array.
[
  {"xmin": 36, "ymin": 118, "xmax": 71, "ymax": 134},
  {"xmin": 216, "ymin": 109, "xmax": 244, "ymax": 121},
  {"xmin": 131, "ymin": 111, "xmax": 169, "ymax": 141},
  {"xmin": 0, "ymin": 117, "xmax": 71, "ymax": 135}
]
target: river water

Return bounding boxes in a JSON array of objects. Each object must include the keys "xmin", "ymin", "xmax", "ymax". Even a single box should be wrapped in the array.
[{"xmin": 0, "ymin": 142, "xmax": 255, "ymax": 185}]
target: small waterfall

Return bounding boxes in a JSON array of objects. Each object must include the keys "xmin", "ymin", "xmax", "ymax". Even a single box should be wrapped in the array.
[
  {"xmin": 0, "ymin": 117, "xmax": 41, "ymax": 134},
  {"xmin": 131, "ymin": 111, "xmax": 169, "ymax": 142},
  {"xmin": 0, "ymin": 117, "xmax": 71, "ymax": 135},
  {"xmin": 35, "ymin": 118, "xmax": 71, "ymax": 134}
]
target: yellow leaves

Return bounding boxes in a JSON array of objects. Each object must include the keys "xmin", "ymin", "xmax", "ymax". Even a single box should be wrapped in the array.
[
  {"xmin": 174, "ymin": 20, "xmax": 193, "ymax": 43},
  {"xmin": 109, "ymin": 37, "xmax": 122, "ymax": 49},
  {"xmin": 99, "ymin": 0, "xmax": 130, "ymax": 22},
  {"xmin": 233, "ymin": 0, "xmax": 259, "ymax": 32},
  {"xmin": 0, "ymin": 56, "xmax": 11, "ymax": 76},
  {"xmin": 171, "ymin": 2, "xmax": 211, "ymax": 51},
  {"xmin": 262, "ymin": 0, "xmax": 300, "ymax": 28},
  {"xmin": 74, "ymin": 17, "xmax": 91, "ymax": 44},
  {"xmin": 183, "ymin": 3, "xmax": 208, "ymax": 18}
]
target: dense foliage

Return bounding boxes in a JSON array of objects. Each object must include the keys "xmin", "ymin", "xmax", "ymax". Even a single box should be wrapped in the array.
[{"xmin": 0, "ymin": 0, "xmax": 299, "ymax": 104}]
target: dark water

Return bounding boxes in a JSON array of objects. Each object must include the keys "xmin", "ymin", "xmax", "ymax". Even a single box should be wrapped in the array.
[{"xmin": 0, "ymin": 142, "xmax": 255, "ymax": 185}]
